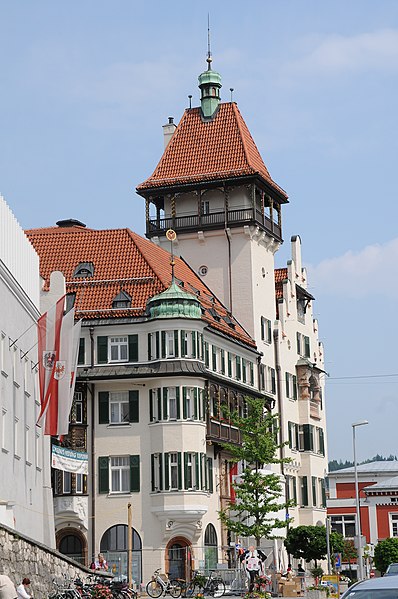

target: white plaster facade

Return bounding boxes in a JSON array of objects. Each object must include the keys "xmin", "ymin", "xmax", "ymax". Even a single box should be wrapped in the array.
[{"xmin": 0, "ymin": 194, "xmax": 55, "ymax": 547}]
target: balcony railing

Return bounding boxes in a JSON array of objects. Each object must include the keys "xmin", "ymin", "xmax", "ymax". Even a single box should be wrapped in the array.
[
  {"xmin": 207, "ymin": 418, "xmax": 241, "ymax": 444},
  {"xmin": 147, "ymin": 208, "xmax": 282, "ymax": 239}
]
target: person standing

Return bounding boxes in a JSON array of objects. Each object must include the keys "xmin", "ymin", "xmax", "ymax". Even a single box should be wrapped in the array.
[
  {"xmin": 16, "ymin": 579, "xmax": 32, "ymax": 599},
  {"xmin": 94, "ymin": 554, "xmax": 109, "ymax": 571},
  {"xmin": 0, "ymin": 575, "xmax": 17, "ymax": 599},
  {"xmin": 240, "ymin": 546, "xmax": 267, "ymax": 592}
]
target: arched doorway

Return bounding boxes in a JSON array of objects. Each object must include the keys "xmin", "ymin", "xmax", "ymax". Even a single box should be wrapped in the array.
[
  {"xmin": 57, "ymin": 528, "xmax": 87, "ymax": 565},
  {"xmin": 100, "ymin": 524, "xmax": 142, "ymax": 584},
  {"xmin": 166, "ymin": 537, "xmax": 192, "ymax": 581},
  {"xmin": 204, "ymin": 524, "xmax": 218, "ymax": 572}
]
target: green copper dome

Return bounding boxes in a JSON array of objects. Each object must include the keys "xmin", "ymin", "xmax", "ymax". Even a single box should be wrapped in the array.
[
  {"xmin": 147, "ymin": 281, "xmax": 202, "ymax": 319},
  {"xmin": 198, "ymin": 55, "xmax": 222, "ymax": 119}
]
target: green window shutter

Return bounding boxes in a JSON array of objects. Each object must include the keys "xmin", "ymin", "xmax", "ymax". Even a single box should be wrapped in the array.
[
  {"xmin": 157, "ymin": 388, "xmax": 162, "ymax": 421},
  {"xmin": 236, "ymin": 356, "xmax": 241, "ymax": 379},
  {"xmin": 301, "ymin": 476, "xmax": 308, "ymax": 506},
  {"xmin": 99, "ymin": 392, "xmax": 109, "ymax": 424},
  {"xmin": 319, "ymin": 428, "xmax": 325, "ymax": 456},
  {"xmin": 267, "ymin": 319, "xmax": 272, "ymax": 343},
  {"xmin": 286, "ymin": 476, "xmax": 291, "ymax": 502},
  {"xmin": 182, "ymin": 387, "xmax": 187, "ymax": 419},
  {"xmin": 293, "ymin": 375, "xmax": 297, "ymax": 400},
  {"xmin": 285, "ymin": 372, "xmax": 290, "ymax": 397},
  {"xmin": 164, "ymin": 453, "xmax": 170, "ymax": 490},
  {"xmin": 181, "ymin": 330, "xmax": 187, "ymax": 357},
  {"xmin": 242, "ymin": 358, "xmax": 246, "ymax": 383},
  {"xmin": 195, "ymin": 453, "xmax": 200, "ymax": 490},
  {"xmin": 321, "ymin": 478, "xmax": 327, "ymax": 507},
  {"xmin": 205, "ymin": 342, "xmax": 209, "ymax": 367},
  {"xmin": 200, "ymin": 453, "xmax": 205, "ymax": 490},
  {"xmin": 158, "ymin": 454, "xmax": 163, "ymax": 491},
  {"xmin": 212, "ymin": 346, "xmax": 217, "ymax": 370},
  {"xmin": 151, "ymin": 454, "xmax": 155, "ymax": 492},
  {"xmin": 161, "ymin": 331, "xmax": 166, "ymax": 359},
  {"xmin": 128, "ymin": 335, "xmax": 138, "ymax": 362},
  {"xmin": 176, "ymin": 387, "xmax": 181, "ymax": 419},
  {"xmin": 192, "ymin": 332, "xmax": 197, "ymax": 358},
  {"xmin": 129, "ymin": 455, "xmax": 140, "ymax": 492},
  {"xmin": 184, "ymin": 453, "xmax": 189, "ymax": 490},
  {"xmin": 98, "ymin": 456, "xmax": 109, "ymax": 493},
  {"xmin": 296, "ymin": 332, "xmax": 301, "ymax": 355},
  {"xmin": 193, "ymin": 388, "xmax": 198, "ymax": 420},
  {"xmin": 174, "ymin": 330, "xmax": 179, "ymax": 357},
  {"xmin": 220, "ymin": 349, "xmax": 225, "ymax": 374},
  {"xmin": 288, "ymin": 422, "xmax": 293, "ymax": 449},
  {"xmin": 295, "ymin": 424, "xmax": 299, "ymax": 450},
  {"xmin": 149, "ymin": 393, "xmax": 154, "ymax": 422},
  {"xmin": 202, "ymin": 389, "xmax": 206, "ymax": 421},
  {"xmin": 304, "ymin": 336, "xmax": 310, "ymax": 358},
  {"xmin": 78, "ymin": 338, "xmax": 85, "ymax": 365},
  {"xmin": 155, "ymin": 331, "xmax": 160, "ymax": 359},
  {"xmin": 250, "ymin": 362, "xmax": 254, "ymax": 386},
  {"xmin": 97, "ymin": 336, "xmax": 108, "ymax": 364},
  {"xmin": 312, "ymin": 476, "xmax": 317, "ymax": 506},
  {"xmin": 129, "ymin": 390, "xmax": 139, "ymax": 423},
  {"xmin": 260, "ymin": 317, "xmax": 265, "ymax": 340},
  {"xmin": 208, "ymin": 458, "xmax": 213, "ymax": 493},
  {"xmin": 303, "ymin": 424, "xmax": 311, "ymax": 451},
  {"xmin": 177, "ymin": 452, "xmax": 182, "ymax": 490},
  {"xmin": 228, "ymin": 353, "xmax": 232, "ymax": 377},
  {"xmin": 204, "ymin": 454, "xmax": 208, "ymax": 490},
  {"xmin": 271, "ymin": 369, "xmax": 276, "ymax": 394},
  {"xmin": 292, "ymin": 477, "xmax": 297, "ymax": 504},
  {"xmin": 163, "ymin": 388, "xmax": 168, "ymax": 420},
  {"xmin": 148, "ymin": 333, "xmax": 152, "ymax": 361}
]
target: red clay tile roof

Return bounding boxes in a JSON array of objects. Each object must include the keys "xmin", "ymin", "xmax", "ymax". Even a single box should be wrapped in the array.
[
  {"xmin": 137, "ymin": 103, "xmax": 288, "ymax": 200},
  {"xmin": 275, "ymin": 267, "xmax": 288, "ymax": 300},
  {"xmin": 26, "ymin": 225, "xmax": 256, "ymax": 348}
]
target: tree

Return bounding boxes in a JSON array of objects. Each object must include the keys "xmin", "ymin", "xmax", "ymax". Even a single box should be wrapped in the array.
[
  {"xmin": 374, "ymin": 538, "xmax": 398, "ymax": 574},
  {"xmin": 218, "ymin": 396, "xmax": 292, "ymax": 546},
  {"xmin": 342, "ymin": 539, "xmax": 357, "ymax": 576},
  {"xmin": 284, "ymin": 525, "xmax": 344, "ymax": 567}
]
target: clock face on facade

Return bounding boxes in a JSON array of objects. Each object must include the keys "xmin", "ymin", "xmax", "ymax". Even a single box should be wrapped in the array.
[{"xmin": 198, "ymin": 265, "xmax": 208, "ymax": 277}]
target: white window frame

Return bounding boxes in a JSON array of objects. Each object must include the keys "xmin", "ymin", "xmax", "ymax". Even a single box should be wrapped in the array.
[
  {"xmin": 390, "ymin": 514, "xmax": 398, "ymax": 537},
  {"xmin": 201, "ymin": 200, "xmax": 210, "ymax": 216},
  {"xmin": 109, "ymin": 336, "xmax": 128, "ymax": 362},
  {"xmin": 110, "ymin": 391, "xmax": 129, "ymax": 424},
  {"xmin": 151, "ymin": 388, "xmax": 161, "ymax": 422},
  {"xmin": 330, "ymin": 514, "xmax": 356, "ymax": 538},
  {"xmin": 185, "ymin": 387, "xmax": 194, "ymax": 419},
  {"xmin": 261, "ymin": 317, "xmax": 272, "ymax": 344},
  {"xmin": 169, "ymin": 452, "xmax": 179, "ymax": 491},
  {"xmin": 76, "ymin": 473, "xmax": 84, "ymax": 494},
  {"xmin": 185, "ymin": 452, "xmax": 195, "ymax": 490},
  {"xmin": 110, "ymin": 456, "xmax": 130, "ymax": 493},
  {"xmin": 73, "ymin": 391, "xmax": 84, "ymax": 424},
  {"xmin": 165, "ymin": 331, "xmax": 175, "ymax": 358},
  {"xmin": 168, "ymin": 387, "xmax": 177, "ymax": 420}
]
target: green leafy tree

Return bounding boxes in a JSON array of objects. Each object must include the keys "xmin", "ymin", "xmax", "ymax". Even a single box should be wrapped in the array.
[
  {"xmin": 374, "ymin": 538, "xmax": 398, "ymax": 574},
  {"xmin": 218, "ymin": 397, "xmax": 292, "ymax": 546},
  {"xmin": 342, "ymin": 539, "xmax": 357, "ymax": 576},
  {"xmin": 284, "ymin": 525, "xmax": 344, "ymax": 567}
]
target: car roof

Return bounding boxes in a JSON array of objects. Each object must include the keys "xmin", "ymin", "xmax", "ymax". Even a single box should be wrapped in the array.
[{"xmin": 346, "ymin": 577, "xmax": 398, "ymax": 591}]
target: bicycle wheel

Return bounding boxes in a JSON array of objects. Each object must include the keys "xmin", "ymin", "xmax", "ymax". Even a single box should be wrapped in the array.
[
  {"xmin": 168, "ymin": 583, "xmax": 182, "ymax": 598},
  {"xmin": 146, "ymin": 581, "xmax": 163, "ymax": 598},
  {"xmin": 209, "ymin": 579, "xmax": 225, "ymax": 598},
  {"xmin": 185, "ymin": 582, "xmax": 199, "ymax": 598}
]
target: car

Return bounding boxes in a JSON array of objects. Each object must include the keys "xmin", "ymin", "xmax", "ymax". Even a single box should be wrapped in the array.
[
  {"xmin": 341, "ymin": 575, "xmax": 398, "ymax": 599},
  {"xmin": 385, "ymin": 564, "xmax": 398, "ymax": 576}
]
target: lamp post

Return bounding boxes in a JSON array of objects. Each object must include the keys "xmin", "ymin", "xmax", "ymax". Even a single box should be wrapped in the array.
[{"xmin": 352, "ymin": 420, "xmax": 368, "ymax": 581}]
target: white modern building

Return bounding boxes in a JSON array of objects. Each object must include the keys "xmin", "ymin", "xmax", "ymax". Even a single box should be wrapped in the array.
[{"xmin": 0, "ymin": 194, "xmax": 55, "ymax": 547}]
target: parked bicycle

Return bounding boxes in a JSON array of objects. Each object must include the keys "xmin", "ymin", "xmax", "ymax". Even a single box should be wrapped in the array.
[
  {"xmin": 186, "ymin": 571, "xmax": 225, "ymax": 598},
  {"xmin": 146, "ymin": 569, "xmax": 182, "ymax": 598}
]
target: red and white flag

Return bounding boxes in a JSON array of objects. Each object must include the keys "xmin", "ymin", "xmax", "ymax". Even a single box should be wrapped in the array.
[{"xmin": 37, "ymin": 295, "xmax": 82, "ymax": 436}]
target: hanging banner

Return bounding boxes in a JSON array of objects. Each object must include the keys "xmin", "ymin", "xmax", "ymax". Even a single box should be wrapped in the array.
[{"xmin": 52, "ymin": 445, "xmax": 88, "ymax": 474}]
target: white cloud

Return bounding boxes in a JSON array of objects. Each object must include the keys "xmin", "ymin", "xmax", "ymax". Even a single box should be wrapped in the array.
[
  {"xmin": 284, "ymin": 28, "xmax": 398, "ymax": 77},
  {"xmin": 308, "ymin": 237, "xmax": 398, "ymax": 298}
]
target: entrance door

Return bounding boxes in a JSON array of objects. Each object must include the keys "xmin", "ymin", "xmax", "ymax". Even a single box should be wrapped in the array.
[{"xmin": 168, "ymin": 542, "xmax": 190, "ymax": 580}]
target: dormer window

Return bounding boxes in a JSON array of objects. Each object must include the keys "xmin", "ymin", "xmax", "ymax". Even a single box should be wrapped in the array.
[
  {"xmin": 112, "ymin": 290, "xmax": 132, "ymax": 309},
  {"xmin": 73, "ymin": 262, "xmax": 94, "ymax": 278}
]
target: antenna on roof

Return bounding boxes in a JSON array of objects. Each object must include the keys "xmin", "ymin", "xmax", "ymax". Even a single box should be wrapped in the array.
[
  {"xmin": 166, "ymin": 229, "xmax": 177, "ymax": 283},
  {"xmin": 207, "ymin": 13, "xmax": 212, "ymax": 70}
]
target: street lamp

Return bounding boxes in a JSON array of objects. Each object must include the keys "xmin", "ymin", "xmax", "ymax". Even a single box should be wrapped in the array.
[{"xmin": 352, "ymin": 420, "xmax": 368, "ymax": 581}]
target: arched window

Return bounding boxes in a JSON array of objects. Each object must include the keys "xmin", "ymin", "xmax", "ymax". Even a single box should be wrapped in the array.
[
  {"xmin": 204, "ymin": 524, "xmax": 218, "ymax": 572},
  {"xmin": 59, "ymin": 534, "xmax": 83, "ymax": 563},
  {"xmin": 100, "ymin": 525, "xmax": 142, "ymax": 583}
]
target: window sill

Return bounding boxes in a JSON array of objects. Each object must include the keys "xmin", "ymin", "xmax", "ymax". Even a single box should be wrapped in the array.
[
  {"xmin": 107, "ymin": 492, "xmax": 132, "ymax": 497},
  {"xmin": 26, "ymin": 460, "xmax": 32, "ymax": 467},
  {"xmin": 107, "ymin": 423, "xmax": 131, "ymax": 428},
  {"xmin": 14, "ymin": 454, "xmax": 21, "ymax": 460},
  {"xmin": 1, "ymin": 370, "xmax": 8, "ymax": 378},
  {"xmin": 2, "ymin": 447, "xmax": 9, "ymax": 454}
]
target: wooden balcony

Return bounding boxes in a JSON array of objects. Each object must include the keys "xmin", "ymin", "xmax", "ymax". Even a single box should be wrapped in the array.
[
  {"xmin": 206, "ymin": 418, "xmax": 241, "ymax": 445},
  {"xmin": 147, "ymin": 208, "xmax": 282, "ymax": 240}
]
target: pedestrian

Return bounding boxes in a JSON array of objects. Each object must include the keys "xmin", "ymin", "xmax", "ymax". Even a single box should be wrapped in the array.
[
  {"xmin": 16, "ymin": 579, "xmax": 32, "ymax": 599},
  {"xmin": 0, "ymin": 575, "xmax": 17, "ymax": 599},
  {"xmin": 94, "ymin": 554, "xmax": 109, "ymax": 571},
  {"xmin": 240, "ymin": 545, "xmax": 267, "ymax": 592}
]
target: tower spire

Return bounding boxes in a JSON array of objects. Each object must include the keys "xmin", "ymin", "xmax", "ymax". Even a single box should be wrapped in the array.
[
  {"xmin": 207, "ymin": 13, "xmax": 212, "ymax": 70},
  {"xmin": 198, "ymin": 15, "xmax": 222, "ymax": 119}
]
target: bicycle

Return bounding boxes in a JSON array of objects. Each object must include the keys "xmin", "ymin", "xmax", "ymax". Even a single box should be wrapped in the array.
[
  {"xmin": 146, "ymin": 569, "xmax": 182, "ymax": 598},
  {"xmin": 186, "ymin": 571, "xmax": 225, "ymax": 598}
]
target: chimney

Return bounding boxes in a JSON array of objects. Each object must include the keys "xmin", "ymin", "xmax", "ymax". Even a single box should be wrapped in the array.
[{"xmin": 162, "ymin": 117, "xmax": 177, "ymax": 149}]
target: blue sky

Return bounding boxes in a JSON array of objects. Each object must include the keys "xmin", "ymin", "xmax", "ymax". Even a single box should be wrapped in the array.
[{"xmin": 1, "ymin": 0, "xmax": 398, "ymax": 462}]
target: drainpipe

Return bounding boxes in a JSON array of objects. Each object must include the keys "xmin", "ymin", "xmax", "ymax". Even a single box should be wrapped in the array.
[
  {"xmin": 88, "ymin": 326, "xmax": 95, "ymax": 558},
  {"xmin": 225, "ymin": 228, "xmax": 233, "ymax": 313},
  {"xmin": 89, "ymin": 327, "xmax": 94, "ymax": 368}
]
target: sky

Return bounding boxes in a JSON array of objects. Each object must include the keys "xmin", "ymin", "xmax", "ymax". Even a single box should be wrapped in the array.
[{"xmin": 1, "ymin": 0, "xmax": 397, "ymax": 463}]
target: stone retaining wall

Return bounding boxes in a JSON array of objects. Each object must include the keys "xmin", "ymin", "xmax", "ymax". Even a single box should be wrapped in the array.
[{"xmin": 0, "ymin": 524, "xmax": 105, "ymax": 599}]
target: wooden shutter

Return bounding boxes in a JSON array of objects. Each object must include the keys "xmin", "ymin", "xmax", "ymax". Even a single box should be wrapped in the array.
[
  {"xmin": 184, "ymin": 453, "xmax": 189, "ymax": 490},
  {"xmin": 163, "ymin": 388, "xmax": 168, "ymax": 420},
  {"xmin": 78, "ymin": 338, "xmax": 85, "ymax": 365},
  {"xmin": 202, "ymin": 389, "xmax": 206, "ymax": 421},
  {"xmin": 182, "ymin": 387, "xmax": 187, "ymax": 419},
  {"xmin": 321, "ymin": 478, "xmax": 326, "ymax": 507},
  {"xmin": 250, "ymin": 362, "xmax": 254, "ymax": 385},
  {"xmin": 158, "ymin": 454, "xmax": 163, "ymax": 491},
  {"xmin": 149, "ymin": 392, "xmax": 154, "ymax": 422},
  {"xmin": 301, "ymin": 476, "xmax": 308, "ymax": 506},
  {"xmin": 267, "ymin": 319, "xmax": 272, "ymax": 343},
  {"xmin": 150, "ymin": 454, "xmax": 155, "ymax": 492},
  {"xmin": 155, "ymin": 331, "xmax": 160, "ymax": 359},
  {"xmin": 98, "ymin": 456, "xmax": 109, "ymax": 493},
  {"xmin": 174, "ymin": 330, "xmax": 179, "ymax": 357},
  {"xmin": 288, "ymin": 422, "xmax": 293, "ymax": 448},
  {"xmin": 296, "ymin": 332, "xmax": 301, "ymax": 355},
  {"xmin": 191, "ymin": 331, "xmax": 197, "ymax": 358},
  {"xmin": 97, "ymin": 336, "xmax": 108, "ymax": 364},
  {"xmin": 285, "ymin": 372, "xmax": 290, "ymax": 397},
  {"xmin": 129, "ymin": 390, "xmax": 139, "ymax": 423},
  {"xmin": 128, "ymin": 335, "xmax": 138, "ymax": 362},
  {"xmin": 180, "ymin": 330, "xmax": 187, "ymax": 357},
  {"xmin": 295, "ymin": 424, "xmax": 299, "ymax": 450},
  {"xmin": 260, "ymin": 317, "xmax": 265, "ymax": 340},
  {"xmin": 129, "ymin": 455, "xmax": 140, "ymax": 492},
  {"xmin": 303, "ymin": 424, "xmax": 313, "ymax": 451},
  {"xmin": 193, "ymin": 388, "xmax": 198, "ymax": 420},
  {"xmin": 200, "ymin": 453, "xmax": 205, "ymax": 490},
  {"xmin": 304, "ymin": 336, "xmax": 310, "ymax": 358},
  {"xmin": 293, "ymin": 375, "xmax": 297, "ymax": 400},
  {"xmin": 292, "ymin": 476, "xmax": 297, "ymax": 504},
  {"xmin": 161, "ymin": 331, "xmax": 166, "ymax": 358},
  {"xmin": 164, "ymin": 453, "xmax": 170, "ymax": 490},
  {"xmin": 177, "ymin": 452, "xmax": 182, "ymax": 490},
  {"xmin": 271, "ymin": 369, "xmax": 276, "ymax": 394},
  {"xmin": 318, "ymin": 428, "xmax": 325, "ymax": 455},
  {"xmin": 195, "ymin": 453, "xmax": 200, "ymax": 490},
  {"xmin": 147, "ymin": 333, "xmax": 152, "ymax": 361},
  {"xmin": 176, "ymin": 387, "xmax": 180, "ymax": 419},
  {"xmin": 207, "ymin": 458, "xmax": 213, "ymax": 493},
  {"xmin": 312, "ymin": 476, "xmax": 317, "ymax": 506},
  {"xmin": 157, "ymin": 388, "xmax": 162, "ymax": 421},
  {"xmin": 98, "ymin": 392, "xmax": 109, "ymax": 424}
]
